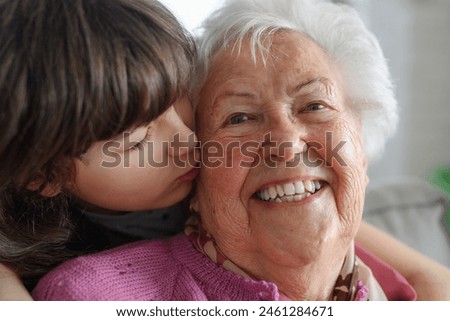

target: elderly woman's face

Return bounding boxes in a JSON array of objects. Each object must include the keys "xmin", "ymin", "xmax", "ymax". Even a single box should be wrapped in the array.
[{"xmin": 195, "ymin": 31, "xmax": 368, "ymax": 276}]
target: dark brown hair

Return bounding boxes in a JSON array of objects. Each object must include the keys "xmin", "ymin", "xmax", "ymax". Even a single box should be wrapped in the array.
[{"xmin": 0, "ymin": 0, "xmax": 196, "ymax": 277}]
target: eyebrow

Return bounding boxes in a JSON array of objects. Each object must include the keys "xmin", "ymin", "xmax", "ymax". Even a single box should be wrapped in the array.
[
  {"xmin": 215, "ymin": 91, "xmax": 259, "ymax": 101},
  {"xmin": 290, "ymin": 77, "xmax": 332, "ymax": 95},
  {"xmin": 211, "ymin": 91, "xmax": 259, "ymax": 113},
  {"xmin": 212, "ymin": 77, "xmax": 334, "ymax": 109}
]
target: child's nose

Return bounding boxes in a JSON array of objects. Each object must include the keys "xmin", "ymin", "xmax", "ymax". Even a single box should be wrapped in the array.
[{"xmin": 166, "ymin": 107, "xmax": 198, "ymax": 158}]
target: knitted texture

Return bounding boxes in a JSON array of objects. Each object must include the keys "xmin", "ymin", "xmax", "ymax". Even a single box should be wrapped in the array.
[
  {"xmin": 33, "ymin": 234, "xmax": 416, "ymax": 301},
  {"xmin": 32, "ymin": 234, "xmax": 278, "ymax": 300}
]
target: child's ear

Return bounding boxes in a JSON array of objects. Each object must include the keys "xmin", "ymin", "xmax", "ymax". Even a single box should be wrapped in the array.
[{"xmin": 26, "ymin": 179, "xmax": 61, "ymax": 198}]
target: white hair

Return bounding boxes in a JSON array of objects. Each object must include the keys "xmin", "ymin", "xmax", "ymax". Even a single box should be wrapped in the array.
[{"xmin": 194, "ymin": 0, "xmax": 398, "ymax": 162}]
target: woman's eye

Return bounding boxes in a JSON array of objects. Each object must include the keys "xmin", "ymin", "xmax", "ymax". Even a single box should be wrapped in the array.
[
  {"xmin": 228, "ymin": 114, "xmax": 249, "ymax": 125},
  {"xmin": 305, "ymin": 103, "xmax": 325, "ymax": 111}
]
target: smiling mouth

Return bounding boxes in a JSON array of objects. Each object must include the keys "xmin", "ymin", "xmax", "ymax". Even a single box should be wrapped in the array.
[{"xmin": 254, "ymin": 179, "xmax": 324, "ymax": 203}]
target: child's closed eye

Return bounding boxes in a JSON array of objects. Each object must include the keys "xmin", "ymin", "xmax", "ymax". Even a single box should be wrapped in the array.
[{"xmin": 129, "ymin": 127, "xmax": 152, "ymax": 151}]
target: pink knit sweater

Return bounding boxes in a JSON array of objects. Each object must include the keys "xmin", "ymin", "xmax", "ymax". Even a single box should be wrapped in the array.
[{"xmin": 32, "ymin": 234, "xmax": 416, "ymax": 300}]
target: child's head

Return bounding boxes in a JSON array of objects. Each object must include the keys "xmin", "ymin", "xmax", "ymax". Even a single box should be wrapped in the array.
[
  {"xmin": 0, "ymin": 0, "xmax": 197, "ymax": 276},
  {"xmin": 1, "ymin": 0, "xmax": 196, "ymax": 194}
]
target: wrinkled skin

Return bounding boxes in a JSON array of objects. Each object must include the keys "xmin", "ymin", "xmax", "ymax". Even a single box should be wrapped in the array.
[{"xmin": 193, "ymin": 31, "xmax": 368, "ymax": 300}]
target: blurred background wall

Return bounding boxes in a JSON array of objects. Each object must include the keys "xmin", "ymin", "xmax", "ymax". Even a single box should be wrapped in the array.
[
  {"xmin": 161, "ymin": 0, "xmax": 450, "ymax": 186},
  {"xmin": 356, "ymin": 0, "xmax": 450, "ymax": 186}
]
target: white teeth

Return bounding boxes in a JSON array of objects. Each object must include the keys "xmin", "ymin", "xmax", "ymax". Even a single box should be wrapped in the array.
[
  {"xmin": 314, "ymin": 181, "xmax": 322, "ymax": 190},
  {"xmin": 268, "ymin": 186, "xmax": 277, "ymax": 200},
  {"xmin": 283, "ymin": 183, "xmax": 295, "ymax": 196},
  {"xmin": 304, "ymin": 180, "xmax": 315, "ymax": 193},
  {"xmin": 285, "ymin": 195, "xmax": 294, "ymax": 202},
  {"xmin": 256, "ymin": 179, "xmax": 324, "ymax": 202},
  {"xmin": 276, "ymin": 185, "xmax": 285, "ymax": 197},
  {"xmin": 294, "ymin": 181, "xmax": 305, "ymax": 194}
]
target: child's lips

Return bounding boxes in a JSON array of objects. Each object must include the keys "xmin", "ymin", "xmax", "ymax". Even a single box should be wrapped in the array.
[{"xmin": 178, "ymin": 167, "xmax": 199, "ymax": 183}]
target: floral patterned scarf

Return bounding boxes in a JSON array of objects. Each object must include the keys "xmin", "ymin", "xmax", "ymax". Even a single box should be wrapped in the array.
[{"xmin": 184, "ymin": 214, "xmax": 387, "ymax": 301}]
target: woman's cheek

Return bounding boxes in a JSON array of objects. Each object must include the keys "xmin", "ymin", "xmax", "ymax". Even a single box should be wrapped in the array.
[{"xmin": 331, "ymin": 122, "xmax": 367, "ymax": 232}]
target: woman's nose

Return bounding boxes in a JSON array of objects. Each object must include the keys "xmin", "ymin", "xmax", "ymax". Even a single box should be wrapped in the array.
[{"xmin": 261, "ymin": 121, "xmax": 307, "ymax": 164}]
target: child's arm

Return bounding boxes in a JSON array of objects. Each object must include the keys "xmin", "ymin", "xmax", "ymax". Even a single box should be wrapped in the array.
[
  {"xmin": 0, "ymin": 263, "xmax": 32, "ymax": 300},
  {"xmin": 357, "ymin": 221, "xmax": 450, "ymax": 300}
]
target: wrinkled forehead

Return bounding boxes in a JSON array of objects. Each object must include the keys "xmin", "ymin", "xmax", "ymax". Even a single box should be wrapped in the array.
[{"xmin": 195, "ymin": 30, "xmax": 341, "ymax": 124}]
